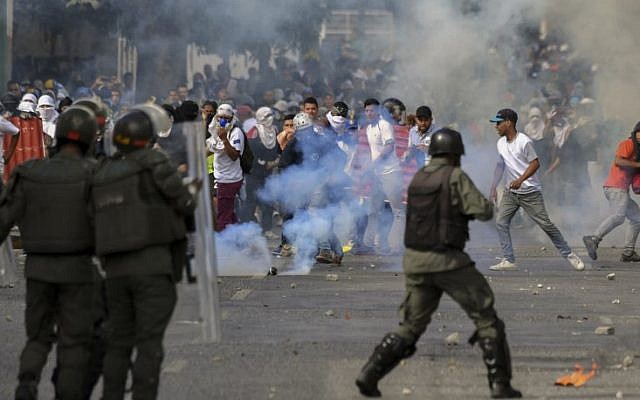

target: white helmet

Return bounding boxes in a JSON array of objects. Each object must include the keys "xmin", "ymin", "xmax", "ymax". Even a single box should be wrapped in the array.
[
  {"xmin": 37, "ymin": 94, "xmax": 55, "ymax": 108},
  {"xmin": 293, "ymin": 112, "xmax": 313, "ymax": 131},
  {"xmin": 216, "ymin": 103, "xmax": 235, "ymax": 118}
]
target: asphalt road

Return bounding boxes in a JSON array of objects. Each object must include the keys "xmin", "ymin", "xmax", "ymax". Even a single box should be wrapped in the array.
[{"xmin": 1, "ymin": 221, "xmax": 639, "ymax": 399}]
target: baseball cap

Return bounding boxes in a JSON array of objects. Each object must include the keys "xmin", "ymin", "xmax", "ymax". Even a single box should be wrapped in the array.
[{"xmin": 490, "ymin": 108, "xmax": 518, "ymax": 124}]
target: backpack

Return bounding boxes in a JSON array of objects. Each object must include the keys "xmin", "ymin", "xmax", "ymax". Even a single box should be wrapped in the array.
[{"xmin": 239, "ymin": 130, "xmax": 254, "ymax": 175}]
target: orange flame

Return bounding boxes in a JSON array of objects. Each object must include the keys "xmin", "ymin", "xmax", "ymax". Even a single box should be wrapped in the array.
[{"xmin": 555, "ymin": 362, "xmax": 598, "ymax": 387}]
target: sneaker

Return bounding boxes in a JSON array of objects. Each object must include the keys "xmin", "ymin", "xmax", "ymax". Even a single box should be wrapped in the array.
[
  {"xmin": 271, "ymin": 245, "xmax": 283, "ymax": 256},
  {"xmin": 620, "ymin": 251, "xmax": 640, "ymax": 262},
  {"xmin": 566, "ymin": 252, "xmax": 585, "ymax": 271},
  {"xmin": 315, "ymin": 249, "xmax": 334, "ymax": 264},
  {"xmin": 351, "ymin": 244, "xmax": 375, "ymax": 255},
  {"xmin": 279, "ymin": 244, "xmax": 293, "ymax": 257},
  {"xmin": 489, "ymin": 259, "xmax": 518, "ymax": 271},
  {"xmin": 582, "ymin": 235, "xmax": 599, "ymax": 260},
  {"xmin": 264, "ymin": 231, "xmax": 279, "ymax": 240}
]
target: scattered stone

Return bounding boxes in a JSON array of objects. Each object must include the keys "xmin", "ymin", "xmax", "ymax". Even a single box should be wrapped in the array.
[
  {"xmin": 402, "ymin": 387, "xmax": 413, "ymax": 396},
  {"xmin": 607, "ymin": 273, "xmax": 616, "ymax": 280},
  {"xmin": 5, "ymin": 315, "xmax": 13, "ymax": 322},
  {"xmin": 612, "ymin": 298, "xmax": 621, "ymax": 304},
  {"xmin": 599, "ymin": 316, "xmax": 613, "ymax": 325},
  {"xmin": 557, "ymin": 315, "xmax": 571, "ymax": 319},
  {"xmin": 217, "ymin": 278, "xmax": 222, "ymax": 284},
  {"xmin": 370, "ymin": 264, "xmax": 376, "ymax": 268},
  {"xmin": 231, "ymin": 289, "xmax": 253, "ymax": 300},
  {"xmin": 595, "ymin": 326, "xmax": 615, "ymax": 335},
  {"xmin": 212, "ymin": 356, "xmax": 223, "ymax": 362},
  {"xmin": 537, "ymin": 284, "xmax": 544, "ymax": 288},
  {"xmin": 616, "ymin": 391, "xmax": 624, "ymax": 399},
  {"xmin": 546, "ymin": 286, "xmax": 552, "ymax": 290},
  {"xmin": 540, "ymin": 246, "xmax": 546, "ymax": 251},
  {"xmin": 571, "ymin": 331, "xmax": 581, "ymax": 336},
  {"xmin": 290, "ymin": 282, "xmax": 297, "ymax": 289},
  {"xmin": 326, "ymin": 274, "xmax": 339, "ymax": 281},
  {"xmin": 348, "ymin": 267, "xmax": 354, "ymax": 271},
  {"xmin": 445, "ymin": 332, "xmax": 460, "ymax": 346},
  {"xmin": 532, "ymin": 291, "xmax": 539, "ymax": 295},
  {"xmin": 623, "ymin": 355, "xmax": 633, "ymax": 368},
  {"xmin": 324, "ymin": 309, "xmax": 336, "ymax": 317},
  {"xmin": 632, "ymin": 288, "xmax": 637, "ymax": 294}
]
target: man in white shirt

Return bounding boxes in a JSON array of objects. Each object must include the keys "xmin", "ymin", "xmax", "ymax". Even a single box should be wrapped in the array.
[
  {"xmin": 363, "ymin": 98, "xmax": 405, "ymax": 254},
  {"xmin": 406, "ymin": 105, "xmax": 438, "ymax": 167},
  {"xmin": 488, "ymin": 108, "xmax": 584, "ymax": 271},
  {"xmin": 206, "ymin": 104, "xmax": 244, "ymax": 231}
]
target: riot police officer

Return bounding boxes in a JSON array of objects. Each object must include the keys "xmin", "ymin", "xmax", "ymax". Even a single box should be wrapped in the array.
[
  {"xmin": 356, "ymin": 128, "xmax": 522, "ymax": 399},
  {"xmin": 92, "ymin": 104, "xmax": 198, "ymax": 400},
  {"xmin": 0, "ymin": 106, "xmax": 99, "ymax": 400}
]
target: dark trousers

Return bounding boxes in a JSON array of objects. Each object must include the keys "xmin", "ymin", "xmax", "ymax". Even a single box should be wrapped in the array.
[
  {"xmin": 19, "ymin": 279, "xmax": 95, "ymax": 400},
  {"xmin": 395, "ymin": 265, "xmax": 502, "ymax": 343},
  {"xmin": 239, "ymin": 175, "xmax": 273, "ymax": 232},
  {"xmin": 215, "ymin": 180, "xmax": 243, "ymax": 232},
  {"xmin": 102, "ymin": 274, "xmax": 177, "ymax": 400}
]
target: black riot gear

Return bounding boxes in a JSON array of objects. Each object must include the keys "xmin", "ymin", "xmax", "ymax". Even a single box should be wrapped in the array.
[
  {"xmin": 112, "ymin": 110, "xmax": 154, "ymax": 152},
  {"xmin": 54, "ymin": 106, "xmax": 98, "ymax": 153},
  {"xmin": 405, "ymin": 165, "xmax": 469, "ymax": 251},
  {"xmin": 428, "ymin": 128, "xmax": 465, "ymax": 156}
]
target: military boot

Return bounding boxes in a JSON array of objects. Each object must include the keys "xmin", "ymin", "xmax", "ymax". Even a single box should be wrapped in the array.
[
  {"xmin": 355, "ymin": 333, "xmax": 416, "ymax": 397},
  {"xmin": 14, "ymin": 380, "xmax": 37, "ymax": 400},
  {"xmin": 478, "ymin": 337, "xmax": 522, "ymax": 398}
]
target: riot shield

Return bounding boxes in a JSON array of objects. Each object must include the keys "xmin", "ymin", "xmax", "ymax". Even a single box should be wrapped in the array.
[{"xmin": 183, "ymin": 120, "xmax": 222, "ymax": 342}]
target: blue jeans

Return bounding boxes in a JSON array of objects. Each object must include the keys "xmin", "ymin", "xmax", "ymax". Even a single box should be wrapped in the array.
[
  {"xmin": 594, "ymin": 187, "xmax": 640, "ymax": 253},
  {"xmin": 496, "ymin": 190, "xmax": 571, "ymax": 262}
]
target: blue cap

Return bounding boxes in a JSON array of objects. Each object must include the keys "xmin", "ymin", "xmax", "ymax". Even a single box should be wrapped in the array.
[{"xmin": 489, "ymin": 108, "xmax": 518, "ymax": 124}]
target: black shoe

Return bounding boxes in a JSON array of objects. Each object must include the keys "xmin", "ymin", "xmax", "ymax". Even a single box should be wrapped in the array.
[
  {"xmin": 271, "ymin": 245, "xmax": 283, "ymax": 256},
  {"xmin": 15, "ymin": 381, "xmax": 37, "ymax": 400},
  {"xmin": 582, "ymin": 235, "xmax": 599, "ymax": 260},
  {"xmin": 315, "ymin": 249, "xmax": 334, "ymax": 264},
  {"xmin": 620, "ymin": 251, "xmax": 640, "ymax": 262},
  {"xmin": 355, "ymin": 378, "xmax": 381, "ymax": 397},
  {"xmin": 490, "ymin": 382, "xmax": 522, "ymax": 398}
]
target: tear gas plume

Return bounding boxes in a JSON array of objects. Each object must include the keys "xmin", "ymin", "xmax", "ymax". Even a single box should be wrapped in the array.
[{"xmin": 215, "ymin": 222, "xmax": 271, "ymax": 276}]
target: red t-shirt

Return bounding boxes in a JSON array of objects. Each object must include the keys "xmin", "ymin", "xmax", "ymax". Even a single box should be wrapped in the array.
[{"xmin": 603, "ymin": 138, "xmax": 636, "ymax": 189}]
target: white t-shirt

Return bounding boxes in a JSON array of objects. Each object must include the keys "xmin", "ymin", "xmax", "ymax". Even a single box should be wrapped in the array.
[
  {"xmin": 496, "ymin": 132, "xmax": 542, "ymax": 194},
  {"xmin": 365, "ymin": 117, "xmax": 400, "ymax": 175},
  {"xmin": 408, "ymin": 123, "xmax": 439, "ymax": 166},
  {"xmin": 206, "ymin": 123, "xmax": 244, "ymax": 183}
]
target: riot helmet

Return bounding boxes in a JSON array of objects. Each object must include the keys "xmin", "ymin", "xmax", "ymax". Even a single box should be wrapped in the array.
[
  {"xmin": 112, "ymin": 103, "xmax": 170, "ymax": 152},
  {"xmin": 74, "ymin": 98, "xmax": 109, "ymax": 132},
  {"xmin": 428, "ymin": 128, "xmax": 465, "ymax": 156},
  {"xmin": 54, "ymin": 105, "xmax": 98, "ymax": 153}
]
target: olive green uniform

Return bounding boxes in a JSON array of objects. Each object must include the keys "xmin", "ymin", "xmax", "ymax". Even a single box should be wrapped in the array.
[
  {"xmin": 396, "ymin": 157, "xmax": 498, "ymax": 343},
  {"xmin": 92, "ymin": 148, "xmax": 195, "ymax": 400},
  {"xmin": 0, "ymin": 153, "xmax": 98, "ymax": 400}
]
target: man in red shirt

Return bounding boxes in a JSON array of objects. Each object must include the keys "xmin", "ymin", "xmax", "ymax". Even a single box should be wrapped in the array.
[{"xmin": 583, "ymin": 122, "xmax": 640, "ymax": 261}]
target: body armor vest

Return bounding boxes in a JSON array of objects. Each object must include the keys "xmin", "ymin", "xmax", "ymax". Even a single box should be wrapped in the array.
[
  {"xmin": 92, "ymin": 157, "xmax": 186, "ymax": 256},
  {"xmin": 18, "ymin": 157, "xmax": 94, "ymax": 254},
  {"xmin": 404, "ymin": 165, "xmax": 469, "ymax": 251}
]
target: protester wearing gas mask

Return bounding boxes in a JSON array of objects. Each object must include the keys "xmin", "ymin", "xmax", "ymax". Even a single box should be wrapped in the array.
[
  {"xmin": 36, "ymin": 95, "xmax": 59, "ymax": 146},
  {"xmin": 239, "ymin": 107, "xmax": 280, "ymax": 238},
  {"xmin": 206, "ymin": 104, "xmax": 245, "ymax": 231}
]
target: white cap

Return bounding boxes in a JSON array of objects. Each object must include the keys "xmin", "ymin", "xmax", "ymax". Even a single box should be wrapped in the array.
[
  {"xmin": 21, "ymin": 93, "xmax": 38, "ymax": 104},
  {"xmin": 37, "ymin": 94, "xmax": 55, "ymax": 108},
  {"xmin": 216, "ymin": 103, "xmax": 235, "ymax": 117}
]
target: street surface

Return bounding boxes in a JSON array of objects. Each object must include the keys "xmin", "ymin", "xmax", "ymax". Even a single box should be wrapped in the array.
[{"xmin": 1, "ymin": 221, "xmax": 639, "ymax": 399}]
